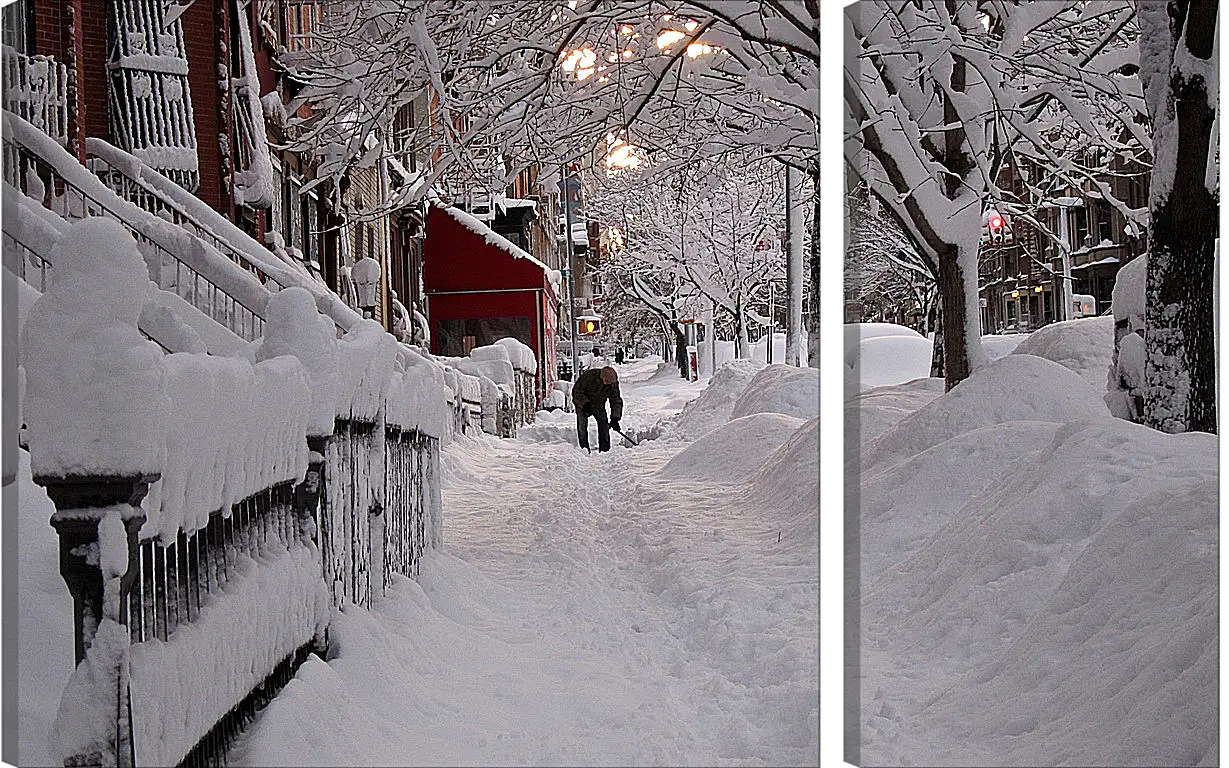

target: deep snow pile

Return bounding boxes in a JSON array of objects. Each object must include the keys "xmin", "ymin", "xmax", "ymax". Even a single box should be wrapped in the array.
[
  {"xmin": 844, "ymin": 377, "xmax": 945, "ymax": 450},
  {"xmin": 15, "ymin": 449, "xmax": 75, "ymax": 768},
  {"xmin": 233, "ymin": 355, "xmax": 818, "ymax": 766},
  {"xmin": 860, "ymin": 354, "xmax": 1109, "ymax": 471},
  {"xmin": 846, "ymin": 325, "xmax": 1031, "ymax": 392},
  {"xmin": 730, "ymin": 364, "xmax": 819, "ymax": 421},
  {"xmin": 853, "ymin": 350, "xmax": 1217, "ymax": 766},
  {"xmin": 669, "ymin": 358, "xmax": 764, "ymax": 438},
  {"xmin": 1011, "ymin": 315, "xmax": 1115, "ymax": 388},
  {"xmin": 843, "ymin": 322, "xmax": 923, "ymax": 368},
  {"xmin": 660, "ymin": 412, "xmax": 805, "ymax": 483},
  {"xmin": 852, "ymin": 335, "xmax": 933, "ymax": 389}
]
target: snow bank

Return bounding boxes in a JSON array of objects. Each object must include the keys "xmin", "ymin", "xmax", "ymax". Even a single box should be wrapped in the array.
[
  {"xmin": 16, "ymin": 449, "xmax": 74, "ymax": 768},
  {"xmin": 21, "ymin": 218, "xmax": 168, "ymax": 477},
  {"xmin": 844, "ymin": 377, "xmax": 945, "ymax": 449},
  {"xmin": 746, "ymin": 417, "xmax": 819, "ymax": 521},
  {"xmin": 860, "ymin": 417, "xmax": 1217, "ymax": 766},
  {"xmin": 852, "ymin": 335, "xmax": 933, "ymax": 390},
  {"xmin": 843, "ymin": 323, "xmax": 923, "ymax": 366},
  {"xmin": 1011, "ymin": 316, "xmax": 1114, "ymax": 388},
  {"xmin": 730, "ymin": 364, "xmax": 819, "ymax": 421},
  {"xmin": 670, "ymin": 358, "xmax": 764, "ymax": 438},
  {"xmin": 660, "ymin": 413, "xmax": 805, "ymax": 483},
  {"xmin": 128, "ymin": 543, "xmax": 330, "ymax": 767},
  {"xmin": 862, "ymin": 354, "xmax": 1110, "ymax": 471},
  {"xmin": 980, "ymin": 332, "xmax": 1029, "ymax": 360}
]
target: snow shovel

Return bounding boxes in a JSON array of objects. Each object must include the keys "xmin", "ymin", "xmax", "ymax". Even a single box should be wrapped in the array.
[{"xmin": 613, "ymin": 426, "xmax": 640, "ymax": 446}]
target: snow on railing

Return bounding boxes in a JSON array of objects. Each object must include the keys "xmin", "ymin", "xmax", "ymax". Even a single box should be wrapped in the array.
[
  {"xmin": 24, "ymin": 227, "xmax": 451, "ymax": 767},
  {"xmin": 3, "ymin": 113, "xmax": 271, "ymax": 341},
  {"xmin": 1, "ymin": 45, "xmax": 69, "ymax": 147},
  {"xmin": 85, "ymin": 137, "xmax": 362, "ymax": 336}
]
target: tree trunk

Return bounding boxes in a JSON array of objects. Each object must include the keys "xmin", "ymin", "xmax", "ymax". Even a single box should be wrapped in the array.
[
  {"xmin": 936, "ymin": 244, "xmax": 973, "ymax": 389},
  {"xmin": 1143, "ymin": 0, "xmax": 1218, "ymax": 434},
  {"xmin": 929, "ymin": 292, "xmax": 945, "ymax": 379},
  {"xmin": 675, "ymin": 326, "xmax": 688, "ymax": 378}
]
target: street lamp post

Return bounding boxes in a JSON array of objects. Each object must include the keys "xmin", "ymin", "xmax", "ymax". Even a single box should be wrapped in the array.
[{"xmin": 562, "ymin": 164, "xmax": 579, "ymax": 377}]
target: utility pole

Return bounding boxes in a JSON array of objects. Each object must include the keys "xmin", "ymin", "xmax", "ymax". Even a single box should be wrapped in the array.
[
  {"xmin": 784, "ymin": 164, "xmax": 805, "ymax": 366},
  {"xmin": 562, "ymin": 163, "xmax": 579, "ymax": 377},
  {"xmin": 767, "ymin": 279, "xmax": 774, "ymax": 364}
]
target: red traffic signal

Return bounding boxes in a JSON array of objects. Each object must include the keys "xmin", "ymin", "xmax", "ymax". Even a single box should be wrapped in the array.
[{"xmin": 989, "ymin": 215, "xmax": 1003, "ymax": 229}]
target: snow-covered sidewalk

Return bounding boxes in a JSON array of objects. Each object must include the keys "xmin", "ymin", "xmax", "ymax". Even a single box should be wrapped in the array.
[{"xmin": 232, "ymin": 358, "xmax": 819, "ymax": 766}]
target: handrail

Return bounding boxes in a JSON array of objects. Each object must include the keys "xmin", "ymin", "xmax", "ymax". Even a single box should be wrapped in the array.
[
  {"xmin": 2, "ymin": 229, "xmax": 52, "ymax": 292},
  {"xmin": 2, "ymin": 131, "xmax": 268, "ymax": 341},
  {"xmin": 84, "ymin": 139, "xmax": 356, "ymax": 338},
  {"xmin": 86, "ymin": 148, "xmax": 286, "ymax": 292}
]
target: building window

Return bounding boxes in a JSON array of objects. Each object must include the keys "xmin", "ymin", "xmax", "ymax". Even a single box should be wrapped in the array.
[
  {"xmin": 1073, "ymin": 206, "xmax": 1090, "ymax": 249},
  {"xmin": 1, "ymin": 0, "xmax": 31, "ymax": 53},
  {"xmin": 392, "ymin": 102, "xmax": 414, "ymax": 170},
  {"xmin": 303, "ymin": 191, "xmax": 317, "ymax": 262},
  {"xmin": 288, "ymin": 177, "xmax": 305, "ymax": 252},
  {"xmin": 284, "ymin": 1, "xmax": 321, "ymax": 52}
]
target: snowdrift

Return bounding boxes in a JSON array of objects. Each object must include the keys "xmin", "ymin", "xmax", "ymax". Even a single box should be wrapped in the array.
[
  {"xmin": 669, "ymin": 358, "xmax": 764, "ymax": 438},
  {"xmin": 746, "ymin": 418, "xmax": 819, "ymax": 552},
  {"xmin": 659, "ymin": 413, "xmax": 805, "ymax": 484},
  {"xmin": 844, "ymin": 377, "xmax": 945, "ymax": 452},
  {"xmin": 860, "ymin": 418, "xmax": 1217, "ymax": 766},
  {"xmin": 843, "ymin": 323, "xmax": 924, "ymax": 367},
  {"xmin": 854, "ymin": 348, "xmax": 1217, "ymax": 766},
  {"xmin": 730, "ymin": 364, "xmax": 818, "ymax": 421},
  {"xmin": 861, "ymin": 354, "xmax": 1109, "ymax": 471},
  {"xmin": 852, "ymin": 335, "xmax": 933, "ymax": 390},
  {"xmin": 1011, "ymin": 315, "xmax": 1114, "ymax": 388}
]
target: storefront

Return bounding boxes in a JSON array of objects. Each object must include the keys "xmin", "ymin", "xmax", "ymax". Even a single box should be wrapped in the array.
[{"xmin": 423, "ymin": 204, "xmax": 560, "ymax": 401}]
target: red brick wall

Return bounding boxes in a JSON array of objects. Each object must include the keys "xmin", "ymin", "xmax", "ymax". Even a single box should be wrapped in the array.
[
  {"xmin": 182, "ymin": 0, "xmax": 227, "ymax": 214},
  {"xmin": 33, "ymin": 0, "xmax": 86, "ymax": 159},
  {"xmin": 78, "ymin": 0, "xmax": 107, "ymax": 142},
  {"xmin": 32, "ymin": 0, "xmax": 63, "ymax": 59}
]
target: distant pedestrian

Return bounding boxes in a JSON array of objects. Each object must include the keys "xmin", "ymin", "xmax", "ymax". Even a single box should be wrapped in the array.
[
  {"xmin": 572, "ymin": 366, "xmax": 623, "ymax": 452},
  {"xmin": 615, "ymin": 347, "xmax": 625, "ymax": 365}
]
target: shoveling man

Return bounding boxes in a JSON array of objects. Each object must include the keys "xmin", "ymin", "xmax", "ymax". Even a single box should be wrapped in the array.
[{"xmin": 572, "ymin": 365, "xmax": 624, "ymax": 452}]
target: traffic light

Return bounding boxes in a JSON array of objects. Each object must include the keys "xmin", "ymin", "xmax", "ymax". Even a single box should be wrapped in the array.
[
  {"xmin": 983, "ymin": 208, "xmax": 1013, "ymax": 245},
  {"xmin": 577, "ymin": 317, "xmax": 601, "ymax": 335}
]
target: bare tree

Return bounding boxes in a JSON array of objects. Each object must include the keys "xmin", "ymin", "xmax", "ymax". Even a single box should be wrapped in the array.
[{"xmin": 845, "ymin": 0, "xmax": 1146, "ymax": 389}]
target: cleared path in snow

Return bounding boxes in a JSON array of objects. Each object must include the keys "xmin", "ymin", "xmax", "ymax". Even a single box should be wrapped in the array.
[{"xmin": 232, "ymin": 358, "xmax": 818, "ymax": 766}]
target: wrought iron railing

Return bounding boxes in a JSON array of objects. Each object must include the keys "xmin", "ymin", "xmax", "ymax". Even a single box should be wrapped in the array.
[
  {"xmin": 2, "ymin": 132, "xmax": 267, "ymax": 341},
  {"xmin": 1, "ymin": 45, "xmax": 69, "ymax": 146},
  {"xmin": 86, "ymin": 146, "xmax": 285, "ymax": 292}
]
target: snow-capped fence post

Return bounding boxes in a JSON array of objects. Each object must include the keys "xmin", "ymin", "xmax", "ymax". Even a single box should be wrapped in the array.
[
  {"xmin": 38, "ymin": 475, "xmax": 153, "ymax": 768},
  {"xmin": 295, "ymin": 435, "xmax": 330, "ymax": 544},
  {"xmin": 41, "ymin": 476, "xmax": 155, "ymax": 665}
]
